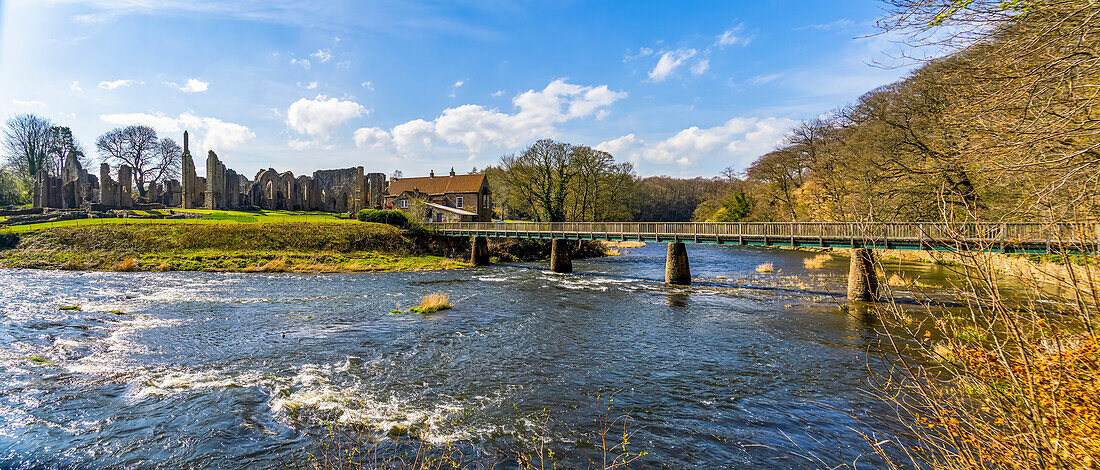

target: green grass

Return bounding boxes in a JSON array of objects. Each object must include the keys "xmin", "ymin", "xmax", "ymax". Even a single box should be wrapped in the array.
[
  {"xmin": 0, "ymin": 209, "xmax": 360, "ymax": 233},
  {"xmin": 59, "ymin": 305, "xmax": 81, "ymax": 311},
  {"xmin": 200, "ymin": 211, "xmax": 259, "ymax": 223}
]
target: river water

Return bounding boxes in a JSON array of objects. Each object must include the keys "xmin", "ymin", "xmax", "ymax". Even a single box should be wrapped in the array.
[{"xmin": 0, "ymin": 243, "xmax": 953, "ymax": 468}]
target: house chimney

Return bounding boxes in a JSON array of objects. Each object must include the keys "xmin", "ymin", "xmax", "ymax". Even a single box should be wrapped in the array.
[
  {"xmin": 449, "ymin": 167, "xmax": 455, "ymax": 177},
  {"xmin": 430, "ymin": 170, "xmax": 435, "ymax": 178}
]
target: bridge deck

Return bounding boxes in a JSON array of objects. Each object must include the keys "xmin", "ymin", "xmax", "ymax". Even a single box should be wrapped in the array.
[{"xmin": 431, "ymin": 222, "xmax": 1100, "ymax": 254}]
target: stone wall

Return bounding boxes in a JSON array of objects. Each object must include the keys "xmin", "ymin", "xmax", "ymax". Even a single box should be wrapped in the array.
[{"xmin": 205, "ymin": 151, "xmax": 226, "ymax": 210}]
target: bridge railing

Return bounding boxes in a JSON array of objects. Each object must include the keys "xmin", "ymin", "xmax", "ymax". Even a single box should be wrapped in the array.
[{"xmin": 428, "ymin": 221, "xmax": 1100, "ymax": 250}]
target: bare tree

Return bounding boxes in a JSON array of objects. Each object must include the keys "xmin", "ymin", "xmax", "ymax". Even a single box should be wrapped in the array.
[
  {"xmin": 498, "ymin": 139, "xmax": 574, "ymax": 222},
  {"xmin": 3, "ymin": 114, "xmax": 54, "ymax": 179},
  {"xmin": 95, "ymin": 125, "xmax": 180, "ymax": 197}
]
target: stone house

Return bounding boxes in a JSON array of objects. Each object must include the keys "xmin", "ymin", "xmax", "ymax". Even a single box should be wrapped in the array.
[{"xmin": 383, "ymin": 169, "xmax": 491, "ymax": 222}]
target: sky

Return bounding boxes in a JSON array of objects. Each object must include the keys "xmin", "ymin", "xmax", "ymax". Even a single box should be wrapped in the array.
[{"xmin": 0, "ymin": 0, "xmax": 917, "ymax": 179}]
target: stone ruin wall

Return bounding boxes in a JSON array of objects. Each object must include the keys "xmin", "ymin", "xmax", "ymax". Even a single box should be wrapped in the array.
[{"xmin": 31, "ymin": 130, "xmax": 388, "ymax": 214}]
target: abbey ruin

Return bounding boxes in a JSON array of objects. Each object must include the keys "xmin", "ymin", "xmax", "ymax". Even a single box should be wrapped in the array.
[{"xmin": 31, "ymin": 131, "xmax": 387, "ymax": 214}]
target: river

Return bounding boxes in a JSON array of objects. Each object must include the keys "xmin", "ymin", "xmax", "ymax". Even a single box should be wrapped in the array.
[{"xmin": 0, "ymin": 243, "xmax": 956, "ymax": 468}]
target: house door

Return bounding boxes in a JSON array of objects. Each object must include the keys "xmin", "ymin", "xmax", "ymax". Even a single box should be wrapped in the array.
[{"xmin": 434, "ymin": 213, "xmax": 443, "ymax": 223}]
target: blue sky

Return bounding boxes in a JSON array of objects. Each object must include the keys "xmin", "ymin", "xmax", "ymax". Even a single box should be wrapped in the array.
[{"xmin": 0, "ymin": 0, "xmax": 915, "ymax": 178}]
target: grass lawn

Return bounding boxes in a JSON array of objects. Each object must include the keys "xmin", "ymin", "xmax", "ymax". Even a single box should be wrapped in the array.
[{"xmin": 0, "ymin": 209, "xmax": 358, "ymax": 233}]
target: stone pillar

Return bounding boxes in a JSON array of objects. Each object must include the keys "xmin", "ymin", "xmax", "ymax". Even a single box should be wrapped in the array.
[
  {"xmin": 847, "ymin": 248, "xmax": 878, "ymax": 302},
  {"xmin": 32, "ymin": 169, "xmax": 47, "ymax": 208},
  {"xmin": 470, "ymin": 236, "xmax": 490, "ymax": 266},
  {"xmin": 665, "ymin": 242, "xmax": 691, "ymax": 285},
  {"xmin": 182, "ymin": 150, "xmax": 195, "ymax": 209},
  {"xmin": 99, "ymin": 163, "xmax": 118, "ymax": 207},
  {"xmin": 205, "ymin": 151, "xmax": 221, "ymax": 209},
  {"xmin": 118, "ymin": 165, "xmax": 132, "ymax": 208},
  {"xmin": 549, "ymin": 239, "xmax": 572, "ymax": 273}
]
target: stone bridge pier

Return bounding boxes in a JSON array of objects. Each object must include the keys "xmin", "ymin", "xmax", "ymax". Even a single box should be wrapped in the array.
[
  {"xmin": 550, "ymin": 239, "xmax": 572, "ymax": 273},
  {"xmin": 665, "ymin": 242, "xmax": 691, "ymax": 285},
  {"xmin": 470, "ymin": 236, "xmax": 490, "ymax": 266},
  {"xmin": 847, "ymin": 248, "xmax": 878, "ymax": 302}
]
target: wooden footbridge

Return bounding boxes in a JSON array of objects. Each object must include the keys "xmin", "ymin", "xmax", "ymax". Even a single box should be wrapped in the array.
[{"xmin": 434, "ymin": 221, "xmax": 1100, "ymax": 301}]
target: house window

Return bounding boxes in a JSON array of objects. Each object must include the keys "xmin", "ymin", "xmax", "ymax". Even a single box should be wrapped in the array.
[
  {"xmin": 482, "ymin": 195, "xmax": 490, "ymax": 209},
  {"xmin": 455, "ymin": 196, "xmax": 463, "ymax": 208},
  {"xmin": 399, "ymin": 199, "xmax": 408, "ymax": 209}
]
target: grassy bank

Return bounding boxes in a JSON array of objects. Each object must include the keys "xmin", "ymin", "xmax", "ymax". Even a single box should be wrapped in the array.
[
  {"xmin": 0, "ymin": 209, "xmax": 358, "ymax": 233},
  {"xmin": 0, "ymin": 222, "xmax": 466, "ymax": 273}
]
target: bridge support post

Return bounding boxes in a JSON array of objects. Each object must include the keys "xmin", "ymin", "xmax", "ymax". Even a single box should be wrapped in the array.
[
  {"xmin": 470, "ymin": 236, "xmax": 489, "ymax": 266},
  {"xmin": 847, "ymin": 248, "xmax": 878, "ymax": 302},
  {"xmin": 665, "ymin": 242, "xmax": 691, "ymax": 285},
  {"xmin": 550, "ymin": 239, "xmax": 572, "ymax": 273}
]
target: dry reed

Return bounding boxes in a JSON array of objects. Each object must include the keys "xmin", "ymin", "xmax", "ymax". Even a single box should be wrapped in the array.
[{"xmin": 802, "ymin": 254, "xmax": 833, "ymax": 269}]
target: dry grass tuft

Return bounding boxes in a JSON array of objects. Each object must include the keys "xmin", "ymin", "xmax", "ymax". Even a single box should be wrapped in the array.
[
  {"xmin": 887, "ymin": 273, "xmax": 913, "ymax": 287},
  {"xmin": 802, "ymin": 254, "xmax": 833, "ymax": 269},
  {"xmin": 245, "ymin": 257, "xmax": 289, "ymax": 272},
  {"xmin": 756, "ymin": 262, "xmax": 774, "ymax": 273},
  {"xmin": 113, "ymin": 257, "xmax": 138, "ymax": 271},
  {"xmin": 411, "ymin": 291, "xmax": 452, "ymax": 314}
]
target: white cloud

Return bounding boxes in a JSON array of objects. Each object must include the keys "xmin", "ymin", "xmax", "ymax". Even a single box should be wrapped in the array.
[
  {"xmin": 450, "ymin": 79, "xmax": 466, "ymax": 97},
  {"xmin": 593, "ymin": 134, "xmax": 639, "ymax": 157},
  {"xmin": 98, "ymin": 79, "xmax": 136, "ymax": 90},
  {"xmin": 99, "ymin": 112, "xmax": 255, "ymax": 152},
  {"xmin": 491, "ymin": 89, "xmax": 505, "ymax": 97},
  {"xmin": 288, "ymin": 139, "xmax": 314, "ymax": 150},
  {"xmin": 310, "ymin": 49, "xmax": 332, "ymax": 63},
  {"xmin": 800, "ymin": 18, "xmax": 856, "ymax": 31},
  {"xmin": 623, "ymin": 47, "xmax": 655, "ymax": 62},
  {"xmin": 70, "ymin": 81, "xmax": 82, "ymax": 92},
  {"xmin": 12, "ymin": 99, "xmax": 47, "ymax": 109},
  {"xmin": 178, "ymin": 78, "xmax": 209, "ymax": 93},
  {"xmin": 299, "ymin": 81, "xmax": 319, "ymax": 90},
  {"xmin": 717, "ymin": 26, "xmax": 751, "ymax": 47},
  {"xmin": 597, "ymin": 117, "xmax": 797, "ymax": 168},
  {"xmin": 691, "ymin": 59, "xmax": 710, "ymax": 76},
  {"xmin": 286, "ymin": 95, "xmax": 366, "ymax": 147},
  {"xmin": 353, "ymin": 127, "xmax": 391, "ymax": 148},
  {"xmin": 355, "ymin": 79, "xmax": 626, "ymax": 157},
  {"xmin": 361, "ymin": 81, "xmax": 374, "ymax": 91},
  {"xmin": 290, "ymin": 58, "xmax": 310, "ymax": 69},
  {"xmin": 648, "ymin": 49, "xmax": 696, "ymax": 82},
  {"xmin": 391, "ymin": 119, "xmax": 437, "ymax": 151},
  {"xmin": 751, "ymin": 72, "xmax": 785, "ymax": 84}
]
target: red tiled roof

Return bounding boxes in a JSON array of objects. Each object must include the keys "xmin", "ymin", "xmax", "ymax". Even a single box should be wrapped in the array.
[{"xmin": 385, "ymin": 173, "xmax": 485, "ymax": 196}]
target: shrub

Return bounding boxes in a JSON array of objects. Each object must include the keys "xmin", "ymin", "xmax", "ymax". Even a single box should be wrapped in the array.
[
  {"xmin": 756, "ymin": 262, "xmax": 774, "ymax": 273},
  {"xmin": 356, "ymin": 209, "xmax": 411, "ymax": 228}
]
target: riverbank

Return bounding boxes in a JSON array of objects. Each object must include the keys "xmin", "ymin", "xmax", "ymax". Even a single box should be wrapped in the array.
[{"xmin": 0, "ymin": 223, "xmax": 467, "ymax": 273}]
